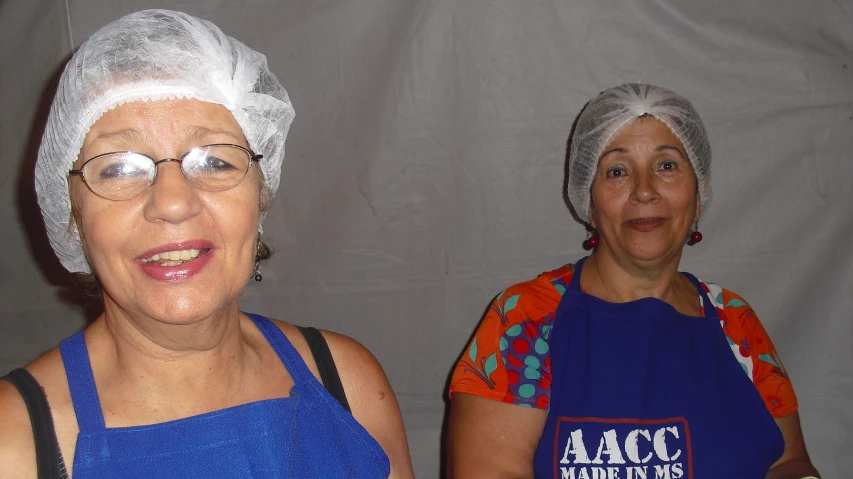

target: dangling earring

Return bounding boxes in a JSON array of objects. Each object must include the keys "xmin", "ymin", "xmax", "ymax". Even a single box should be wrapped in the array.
[
  {"xmin": 583, "ymin": 229, "xmax": 599, "ymax": 250},
  {"xmin": 251, "ymin": 239, "xmax": 263, "ymax": 282},
  {"xmin": 688, "ymin": 222, "xmax": 703, "ymax": 246}
]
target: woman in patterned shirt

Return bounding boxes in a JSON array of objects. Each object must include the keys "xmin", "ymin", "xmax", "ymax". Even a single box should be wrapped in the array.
[{"xmin": 447, "ymin": 84, "xmax": 819, "ymax": 479}]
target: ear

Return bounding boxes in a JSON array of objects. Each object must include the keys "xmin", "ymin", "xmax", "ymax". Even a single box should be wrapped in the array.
[
  {"xmin": 693, "ymin": 191, "xmax": 702, "ymax": 224},
  {"xmin": 68, "ymin": 184, "xmax": 85, "ymax": 240},
  {"xmin": 587, "ymin": 198, "xmax": 597, "ymax": 231}
]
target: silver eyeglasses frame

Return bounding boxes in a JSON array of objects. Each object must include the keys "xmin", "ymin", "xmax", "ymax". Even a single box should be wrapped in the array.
[{"xmin": 68, "ymin": 143, "xmax": 263, "ymax": 201}]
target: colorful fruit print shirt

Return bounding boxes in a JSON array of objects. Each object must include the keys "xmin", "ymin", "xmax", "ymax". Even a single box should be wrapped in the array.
[{"xmin": 449, "ymin": 264, "xmax": 798, "ymax": 417}]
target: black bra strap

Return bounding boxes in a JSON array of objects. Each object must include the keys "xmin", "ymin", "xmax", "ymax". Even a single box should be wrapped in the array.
[
  {"xmin": 2, "ymin": 369, "xmax": 69, "ymax": 479},
  {"xmin": 296, "ymin": 326, "xmax": 351, "ymax": 413}
]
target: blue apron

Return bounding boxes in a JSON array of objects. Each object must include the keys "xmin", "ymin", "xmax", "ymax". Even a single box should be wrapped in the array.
[
  {"xmin": 533, "ymin": 257, "xmax": 784, "ymax": 479},
  {"xmin": 59, "ymin": 313, "xmax": 390, "ymax": 478}
]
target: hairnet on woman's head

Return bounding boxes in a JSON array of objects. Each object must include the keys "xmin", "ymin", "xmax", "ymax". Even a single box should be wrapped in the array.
[
  {"xmin": 35, "ymin": 9, "xmax": 295, "ymax": 274},
  {"xmin": 566, "ymin": 83, "xmax": 711, "ymax": 225}
]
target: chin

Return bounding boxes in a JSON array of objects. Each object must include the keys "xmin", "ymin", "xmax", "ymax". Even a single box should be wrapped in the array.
[
  {"xmin": 107, "ymin": 286, "xmax": 234, "ymax": 326},
  {"xmin": 165, "ymin": 293, "xmax": 232, "ymax": 322},
  {"xmin": 621, "ymin": 240, "xmax": 680, "ymax": 262},
  {"xmin": 152, "ymin": 307, "xmax": 211, "ymax": 326}
]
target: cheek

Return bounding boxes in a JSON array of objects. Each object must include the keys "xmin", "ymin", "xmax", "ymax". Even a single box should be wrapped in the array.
[
  {"xmin": 80, "ymin": 203, "xmax": 136, "ymax": 248},
  {"xmin": 74, "ymin": 192, "xmax": 105, "ymax": 243},
  {"xmin": 666, "ymin": 179, "xmax": 698, "ymax": 213},
  {"xmin": 75, "ymin": 205, "xmax": 143, "ymax": 279},
  {"xmin": 208, "ymin": 192, "xmax": 262, "ymax": 241},
  {"xmin": 590, "ymin": 182, "xmax": 629, "ymax": 218}
]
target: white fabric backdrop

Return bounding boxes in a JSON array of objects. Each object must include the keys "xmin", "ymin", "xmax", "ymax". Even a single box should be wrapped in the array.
[{"xmin": 1, "ymin": 1, "xmax": 851, "ymax": 476}]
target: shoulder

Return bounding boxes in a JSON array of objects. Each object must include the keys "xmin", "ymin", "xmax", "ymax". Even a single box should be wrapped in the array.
[
  {"xmin": 694, "ymin": 280, "xmax": 799, "ymax": 417},
  {"xmin": 311, "ymin": 328, "xmax": 391, "ymax": 396},
  {"xmin": 263, "ymin": 317, "xmax": 389, "ymax": 393},
  {"xmin": 492, "ymin": 264, "xmax": 574, "ymax": 326},
  {"xmin": 696, "ymin": 279, "xmax": 763, "ymax": 334},
  {"xmin": 317, "ymin": 330, "xmax": 400, "ymax": 418},
  {"xmin": 449, "ymin": 264, "xmax": 573, "ymax": 406},
  {"xmin": 695, "ymin": 279, "xmax": 753, "ymax": 314},
  {"xmin": 263, "ymin": 317, "xmax": 413, "ymax": 477},
  {"xmin": 0, "ymin": 349, "xmax": 70, "ymax": 479},
  {"xmin": 458, "ymin": 263, "xmax": 573, "ymax": 358},
  {"xmin": 319, "ymin": 331, "xmax": 384, "ymax": 376},
  {"xmin": 263, "ymin": 318, "xmax": 325, "ymax": 383},
  {"xmin": 479, "ymin": 263, "xmax": 573, "ymax": 346},
  {"xmin": 694, "ymin": 279, "xmax": 765, "ymax": 351},
  {"xmin": 0, "ymin": 374, "xmax": 36, "ymax": 478},
  {"xmin": 320, "ymin": 330, "xmax": 415, "ymax": 477},
  {"xmin": 508, "ymin": 263, "xmax": 574, "ymax": 300},
  {"xmin": 262, "ymin": 316, "xmax": 397, "ymax": 421},
  {"xmin": 261, "ymin": 318, "xmax": 397, "ymax": 424}
]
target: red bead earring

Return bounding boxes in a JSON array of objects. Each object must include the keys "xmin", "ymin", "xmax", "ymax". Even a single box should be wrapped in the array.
[
  {"xmin": 688, "ymin": 223, "xmax": 702, "ymax": 246},
  {"xmin": 583, "ymin": 231, "xmax": 599, "ymax": 250}
]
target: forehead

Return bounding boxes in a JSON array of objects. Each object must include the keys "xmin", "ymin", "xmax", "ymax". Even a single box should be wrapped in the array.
[
  {"xmin": 83, "ymin": 99, "xmax": 245, "ymax": 149},
  {"xmin": 603, "ymin": 116, "xmax": 685, "ymax": 153}
]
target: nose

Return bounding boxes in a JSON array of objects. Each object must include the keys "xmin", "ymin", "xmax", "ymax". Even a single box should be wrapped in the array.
[
  {"xmin": 630, "ymin": 169, "xmax": 661, "ymax": 204},
  {"xmin": 142, "ymin": 161, "xmax": 203, "ymax": 224}
]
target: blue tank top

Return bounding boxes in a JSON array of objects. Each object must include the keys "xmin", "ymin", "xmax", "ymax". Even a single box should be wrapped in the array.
[
  {"xmin": 532, "ymin": 257, "xmax": 784, "ymax": 478},
  {"xmin": 59, "ymin": 313, "xmax": 391, "ymax": 478}
]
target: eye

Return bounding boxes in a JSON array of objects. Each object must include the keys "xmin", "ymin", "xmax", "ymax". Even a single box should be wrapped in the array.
[
  {"xmin": 606, "ymin": 165, "xmax": 627, "ymax": 178},
  {"xmin": 184, "ymin": 147, "xmax": 243, "ymax": 173},
  {"xmin": 200, "ymin": 155, "xmax": 239, "ymax": 171},
  {"xmin": 99, "ymin": 162, "xmax": 127, "ymax": 179},
  {"xmin": 658, "ymin": 158, "xmax": 679, "ymax": 171},
  {"xmin": 93, "ymin": 154, "xmax": 151, "ymax": 180}
]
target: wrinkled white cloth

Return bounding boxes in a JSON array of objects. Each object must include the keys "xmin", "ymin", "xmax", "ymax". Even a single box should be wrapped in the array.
[
  {"xmin": 567, "ymin": 83, "xmax": 711, "ymax": 224},
  {"xmin": 35, "ymin": 9, "xmax": 295, "ymax": 273}
]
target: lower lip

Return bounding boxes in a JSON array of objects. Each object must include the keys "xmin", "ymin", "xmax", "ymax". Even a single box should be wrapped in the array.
[
  {"xmin": 626, "ymin": 218, "xmax": 665, "ymax": 232},
  {"xmin": 138, "ymin": 252, "xmax": 213, "ymax": 282}
]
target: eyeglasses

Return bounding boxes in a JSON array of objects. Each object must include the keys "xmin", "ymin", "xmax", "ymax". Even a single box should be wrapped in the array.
[{"xmin": 68, "ymin": 144, "xmax": 263, "ymax": 201}]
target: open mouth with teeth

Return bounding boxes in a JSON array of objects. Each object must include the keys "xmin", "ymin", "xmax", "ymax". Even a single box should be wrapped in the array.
[{"xmin": 140, "ymin": 248, "xmax": 211, "ymax": 267}]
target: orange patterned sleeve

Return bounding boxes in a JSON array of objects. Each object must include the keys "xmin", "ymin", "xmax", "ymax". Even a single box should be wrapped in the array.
[
  {"xmin": 715, "ymin": 287, "xmax": 799, "ymax": 418},
  {"xmin": 448, "ymin": 290, "xmax": 517, "ymax": 404},
  {"xmin": 448, "ymin": 267, "xmax": 569, "ymax": 406}
]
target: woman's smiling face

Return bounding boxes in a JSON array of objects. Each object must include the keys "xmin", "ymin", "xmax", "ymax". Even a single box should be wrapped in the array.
[
  {"xmin": 71, "ymin": 99, "xmax": 262, "ymax": 325},
  {"xmin": 589, "ymin": 116, "xmax": 700, "ymax": 264}
]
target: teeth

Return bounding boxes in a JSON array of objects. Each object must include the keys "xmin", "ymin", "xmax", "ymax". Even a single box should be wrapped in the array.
[{"xmin": 141, "ymin": 249, "xmax": 202, "ymax": 264}]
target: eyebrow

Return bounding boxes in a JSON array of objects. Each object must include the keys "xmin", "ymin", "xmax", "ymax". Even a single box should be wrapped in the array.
[
  {"xmin": 656, "ymin": 145, "xmax": 688, "ymax": 159},
  {"xmin": 185, "ymin": 126, "xmax": 242, "ymax": 143},
  {"xmin": 90, "ymin": 128, "xmax": 147, "ymax": 144},
  {"xmin": 598, "ymin": 145, "xmax": 687, "ymax": 160},
  {"xmin": 91, "ymin": 126, "xmax": 241, "ymax": 144},
  {"xmin": 599, "ymin": 147, "xmax": 627, "ymax": 159}
]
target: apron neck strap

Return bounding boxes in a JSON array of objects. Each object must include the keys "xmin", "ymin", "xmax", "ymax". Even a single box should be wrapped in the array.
[
  {"xmin": 681, "ymin": 272, "xmax": 718, "ymax": 319},
  {"xmin": 568, "ymin": 256, "xmax": 719, "ymax": 320},
  {"xmin": 567, "ymin": 256, "xmax": 587, "ymax": 293},
  {"xmin": 59, "ymin": 332, "xmax": 107, "ymax": 432}
]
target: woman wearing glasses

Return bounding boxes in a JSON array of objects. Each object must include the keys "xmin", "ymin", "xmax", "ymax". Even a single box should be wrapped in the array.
[{"xmin": 0, "ymin": 10, "xmax": 413, "ymax": 478}]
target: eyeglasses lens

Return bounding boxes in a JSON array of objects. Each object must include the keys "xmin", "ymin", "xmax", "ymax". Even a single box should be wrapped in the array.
[
  {"xmin": 182, "ymin": 146, "xmax": 251, "ymax": 192},
  {"xmin": 83, "ymin": 152, "xmax": 154, "ymax": 200},
  {"xmin": 82, "ymin": 146, "xmax": 252, "ymax": 200}
]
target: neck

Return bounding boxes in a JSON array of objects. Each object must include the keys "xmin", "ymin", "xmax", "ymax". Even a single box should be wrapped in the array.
[
  {"xmin": 94, "ymin": 297, "xmax": 252, "ymax": 385},
  {"xmin": 582, "ymin": 244, "xmax": 687, "ymax": 304}
]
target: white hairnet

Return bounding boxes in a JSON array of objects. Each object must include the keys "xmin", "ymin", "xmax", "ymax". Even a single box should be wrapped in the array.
[
  {"xmin": 35, "ymin": 9, "xmax": 295, "ymax": 273},
  {"xmin": 567, "ymin": 83, "xmax": 711, "ymax": 225}
]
